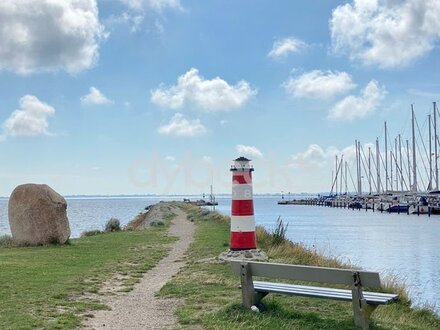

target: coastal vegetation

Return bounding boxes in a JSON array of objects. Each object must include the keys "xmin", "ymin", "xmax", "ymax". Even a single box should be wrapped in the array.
[
  {"xmin": 160, "ymin": 203, "xmax": 440, "ymax": 329},
  {"xmin": 0, "ymin": 201, "xmax": 439, "ymax": 329},
  {"xmin": 104, "ymin": 217, "xmax": 122, "ymax": 232},
  {"xmin": 0, "ymin": 218, "xmax": 174, "ymax": 329}
]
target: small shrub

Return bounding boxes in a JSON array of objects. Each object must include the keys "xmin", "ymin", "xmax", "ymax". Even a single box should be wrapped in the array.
[
  {"xmin": 200, "ymin": 209, "xmax": 210, "ymax": 216},
  {"xmin": 0, "ymin": 235, "xmax": 16, "ymax": 247},
  {"xmin": 81, "ymin": 230, "xmax": 102, "ymax": 237},
  {"xmin": 271, "ymin": 216, "xmax": 289, "ymax": 246},
  {"xmin": 150, "ymin": 220, "xmax": 165, "ymax": 227},
  {"xmin": 105, "ymin": 218, "xmax": 121, "ymax": 232}
]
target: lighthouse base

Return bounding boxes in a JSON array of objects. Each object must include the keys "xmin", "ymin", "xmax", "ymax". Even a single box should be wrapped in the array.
[{"xmin": 218, "ymin": 249, "xmax": 268, "ymax": 262}]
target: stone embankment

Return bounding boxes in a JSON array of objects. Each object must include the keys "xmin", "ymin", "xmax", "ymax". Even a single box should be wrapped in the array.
[{"xmin": 125, "ymin": 202, "xmax": 169, "ymax": 230}]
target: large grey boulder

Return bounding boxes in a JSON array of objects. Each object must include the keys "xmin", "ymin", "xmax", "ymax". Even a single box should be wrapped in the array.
[{"xmin": 8, "ymin": 184, "xmax": 71, "ymax": 245}]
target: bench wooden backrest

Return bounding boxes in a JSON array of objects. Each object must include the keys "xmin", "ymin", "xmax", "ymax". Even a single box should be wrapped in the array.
[{"xmin": 230, "ymin": 261, "xmax": 381, "ymax": 288}]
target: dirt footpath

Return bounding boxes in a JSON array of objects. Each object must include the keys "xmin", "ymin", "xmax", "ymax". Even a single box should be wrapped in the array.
[{"xmin": 83, "ymin": 206, "xmax": 195, "ymax": 329}]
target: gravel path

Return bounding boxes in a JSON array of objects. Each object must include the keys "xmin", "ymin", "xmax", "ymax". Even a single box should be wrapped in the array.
[{"xmin": 83, "ymin": 206, "xmax": 195, "ymax": 329}]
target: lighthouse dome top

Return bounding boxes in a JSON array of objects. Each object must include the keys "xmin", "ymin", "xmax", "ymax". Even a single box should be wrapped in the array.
[
  {"xmin": 234, "ymin": 156, "xmax": 251, "ymax": 162},
  {"xmin": 231, "ymin": 156, "xmax": 254, "ymax": 171}
]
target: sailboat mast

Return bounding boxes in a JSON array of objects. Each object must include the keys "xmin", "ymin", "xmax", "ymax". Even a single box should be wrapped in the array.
[
  {"xmin": 429, "ymin": 114, "xmax": 433, "ymax": 191},
  {"xmin": 335, "ymin": 156, "xmax": 338, "ymax": 196},
  {"xmin": 411, "ymin": 105, "xmax": 417, "ymax": 192},
  {"xmin": 331, "ymin": 171, "xmax": 334, "ymax": 194},
  {"xmin": 434, "ymin": 102, "xmax": 439, "ymax": 191},
  {"xmin": 340, "ymin": 155, "xmax": 344, "ymax": 195},
  {"xmin": 376, "ymin": 138, "xmax": 381, "ymax": 194},
  {"xmin": 355, "ymin": 140, "xmax": 359, "ymax": 195},
  {"xmin": 368, "ymin": 147, "xmax": 372, "ymax": 194},
  {"xmin": 345, "ymin": 161, "xmax": 348, "ymax": 194},
  {"xmin": 406, "ymin": 139, "xmax": 411, "ymax": 189},
  {"xmin": 399, "ymin": 134, "xmax": 403, "ymax": 191},
  {"xmin": 384, "ymin": 122, "xmax": 388, "ymax": 193},
  {"xmin": 390, "ymin": 150, "xmax": 393, "ymax": 191},
  {"xmin": 358, "ymin": 141, "xmax": 362, "ymax": 195},
  {"xmin": 395, "ymin": 138, "xmax": 398, "ymax": 191}
]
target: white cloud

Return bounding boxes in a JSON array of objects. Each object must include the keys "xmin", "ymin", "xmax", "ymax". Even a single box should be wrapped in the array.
[
  {"xmin": 105, "ymin": 12, "xmax": 145, "ymax": 33},
  {"xmin": 2, "ymin": 95, "xmax": 55, "ymax": 138},
  {"xmin": 236, "ymin": 145, "xmax": 263, "ymax": 159},
  {"xmin": 330, "ymin": 0, "xmax": 440, "ymax": 68},
  {"xmin": 151, "ymin": 68, "xmax": 257, "ymax": 112},
  {"xmin": 268, "ymin": 37, "xmax": 306, "ymax": 59},
  {"xmin": 158, "ymin": 113, "xmax": 206, "ymax": 137},
  {"xmin": 220, "ymin": 119, "xmax": 228, "ymax": 125},
  {"xmin": 165, "ymin": 155, "xmax": 175, "ymax": 161},
  {"xmin": 286, "ymin": 142, "xmax": 377, "ymax": 192},
  {"xmin": 289, "ymin": 143, "xmax": 374, "ymax": 169},
  {"xmin": 81, "ymin": 87, "xmax": 113, "ymax": 105},
  {"xmin": 328, "ymin": 80, "xmax": 386, "ymax": 121},
  {"xmin": 290, "ymin": 144, "xmax": 339, "ymax": 169},
  {"xmin": 0, "ymin": 0, "xmax": 105, "ymax": 74},
  {"xmin": 283, "ymin": 70, "xmax": 356, "ymax": 99},
  {"xmin": 121, "ymin": 0, "xmax": 182, "ymax": 12},
  {"xmin": 118, "ymin": 0, "xmax": 182, "ymax": 31}
]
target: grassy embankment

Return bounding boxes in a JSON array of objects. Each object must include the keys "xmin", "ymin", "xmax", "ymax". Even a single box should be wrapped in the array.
[
  {"xmin": 1, "ymin": 201, "xmax": 439, "ymax": 329},
  {"xmin": 160, "ymin": 203, "xmax": 440, "ymax": 329},
  {"xmin": 0, "ymin": 204, "xmax": 176, "ymax": 329}
]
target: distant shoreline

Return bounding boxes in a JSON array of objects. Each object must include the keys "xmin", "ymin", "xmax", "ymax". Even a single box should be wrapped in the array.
[{"xmin": 0, "ymin": 193, "xmax": 320, "ymax": 199}]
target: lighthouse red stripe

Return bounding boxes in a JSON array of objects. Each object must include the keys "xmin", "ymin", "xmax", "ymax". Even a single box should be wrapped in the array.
[
  {"xmin": 232, "ymin": 173, "xmax": 252, "ymax": 184},
  {"xmin": 232, "ymin": 200, "xmax": 254, "ymax": 216},
  {"xmin": 230, "ymin": 231, "xmax": 256, "ymax": 250}
]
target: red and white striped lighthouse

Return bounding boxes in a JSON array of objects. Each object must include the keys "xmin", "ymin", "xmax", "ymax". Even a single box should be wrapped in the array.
[{"xmin": 230, "ymin": 157, "xmax": 256, "ymax": 250}]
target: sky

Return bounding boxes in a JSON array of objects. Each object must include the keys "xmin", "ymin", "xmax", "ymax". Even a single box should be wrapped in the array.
[{"xmin": 0, "ymin": 0, "xmax": 439, "ymax": 196}]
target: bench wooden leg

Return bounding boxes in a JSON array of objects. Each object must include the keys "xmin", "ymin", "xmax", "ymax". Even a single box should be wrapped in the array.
[
  {"xmin": 240, "ymin": 262, "xmax": 255, "ymax": 308},
  {"xmin": 352, "ymin": 296, "xmax": 377, "ymax": 330},
  {"xmin": 352, "ymin": 272, "xmax": 377, "ymax": 329}
]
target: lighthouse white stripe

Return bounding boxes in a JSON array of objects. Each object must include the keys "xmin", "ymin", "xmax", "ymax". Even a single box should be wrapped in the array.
[
  {"xmin": 230, "ymin": 215, "xmax": 256, "ymax": 232},
  {"xmin": 232, "ymin": 184, "xmax": 253, "ymax": 200}
]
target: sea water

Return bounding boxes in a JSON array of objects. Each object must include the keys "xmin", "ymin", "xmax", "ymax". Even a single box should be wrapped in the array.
[
  {"xmin": 0, "ymin": 196, "xmax": 179, "ymax": 237},
  {"xmin": 1, "ymin": 195, "xmax": 439, "ymax": 314},
  {"xmin": 216, "ymin": 196, "xmax": 440, "ymax": 313}
]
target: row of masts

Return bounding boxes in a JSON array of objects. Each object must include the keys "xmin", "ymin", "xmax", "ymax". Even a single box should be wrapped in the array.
[{"xmin": 331, "ymin": 102, "xmax": 439, "ymax": 196}]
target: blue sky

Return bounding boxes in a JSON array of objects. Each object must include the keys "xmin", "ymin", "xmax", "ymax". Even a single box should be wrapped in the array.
[{"xmin": 0, "ymin": 0, "xmax": 439, "ymax": 196}]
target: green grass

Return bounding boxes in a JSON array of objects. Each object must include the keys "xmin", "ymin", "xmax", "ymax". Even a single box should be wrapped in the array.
[
  {"xmin": 0, "ymin": 224, "xmax": 174, "ymax": 329},
  {"xmin": 160, "ymin": 204, "xmax": 440, "ymax": 329},
  {"xmin": 0, "ymin": 234, "xmax": 16, "ymax": 247},
  {"xmin": 3, "ymin": 202, "xmax": 439, "ymax": 329}
]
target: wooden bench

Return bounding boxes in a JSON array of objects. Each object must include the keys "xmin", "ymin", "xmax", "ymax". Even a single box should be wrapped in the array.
[{"xmin": 230, "ymin": 261, "xmax": 398, "ymax": 329}]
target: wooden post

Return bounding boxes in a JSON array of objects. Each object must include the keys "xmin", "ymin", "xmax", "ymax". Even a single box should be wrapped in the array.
[
  {"xmin": 351, "ymin": 272, "xmax": 377, "ymax": 329},
  {"xmin": 240, "ymin": 262, "xmax": 255, "ymax": 308}
]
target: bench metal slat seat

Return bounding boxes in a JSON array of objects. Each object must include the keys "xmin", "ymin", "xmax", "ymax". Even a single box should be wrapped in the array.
[
  {"xmin": 231, "ymin": 261, "xmax": 399, "ymax": 329},
  {"xmin": 254, "ymin": 281, "xmax": 398, "ymax": 305}
]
